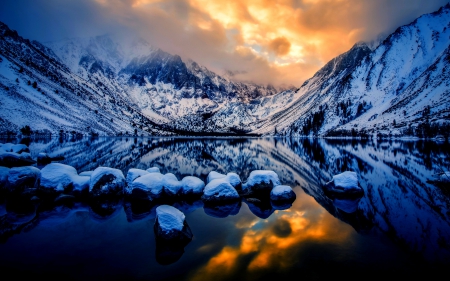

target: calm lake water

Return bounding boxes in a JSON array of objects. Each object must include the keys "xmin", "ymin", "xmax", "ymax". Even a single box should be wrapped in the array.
[{"xmin": 1, "ymin": 137, "xmax": 449, "ymax": 280}]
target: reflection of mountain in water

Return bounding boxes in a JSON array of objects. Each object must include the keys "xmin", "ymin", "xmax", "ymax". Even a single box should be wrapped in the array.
[{"xmin": 2, "ymin": 137, "xmax": 450, "ymax": 263}]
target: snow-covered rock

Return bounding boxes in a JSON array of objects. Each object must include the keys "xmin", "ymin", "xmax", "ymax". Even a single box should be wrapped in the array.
[
  {"xmin": 146, "ymin": 167, "xmax": 160, "ymax": 173},
  {"xmin": 270, "ymin": 185, "xmax": 296, "ymax": 202},
  {"xmin": 7, "ymin": 166, "xmax": 41, "ymax": 190},
  {"xmin": 323, "ymin": 171, "xmax": 363, "ymax": 196},
  {"xmin": 207, "ymin": 171, "xmax": 226, "ymax": 183},
  {"xmin": 155, "ymin": 205, "xmax": 185, "ymax": 233},
  {"xmin": 154, "ymin": 205, "xmax": 193, "ymax": 243},
  {"xmin": 243, "ymin": 170, "xmax": 281, "ymax": 191},
  {"xmin": 226, "ymin": 173, "xmax": 241, "ymax": 189},
  {"xmin": 89, "ymin": 167, "xmax": 125, "ymax": 197},
  {"xmin": 154, "ymin": 205, "xmax": 194, "ymax": 265},
  {"xmin": 163, "ymin": 173, "xmax": 182, "ymax": 196},
  {"xmin": 128, "ymin": 172, "xmax": 164, "ymax": 199},
  {"xmin": 0, "ymin": 152, "xmax": 36, "ymax": 168},
  {"xmin": 0, "ymin": 143, "xmax": 29, "ymax": 154},
  {"xmin": 40, "ymin": 163, "xmax": 78, "ymax": 192},
  {"xmin": 79, "ymin": 171, "xmax": 93, "ymax": 176},
  {"xmin": 181, "ymin": 176, "xmax": 205, "ymax": 195},
  {"xmin": 202, "ymin": 178, "xmax": 240, "ymax": 203},
  {"xmin": 72, "ymin": 175, "xmax": 91, "ymax": 193},
  {"xmin": 37, "ymin": 152, "xmax": 51, "ymax": 164},
  {"xmin": 207, "ymin": 171, "xmax": 241, "ymax": 188},
  {"xmin": 126, "ymin": 168, "xmax": 149, "ymax": 186}
]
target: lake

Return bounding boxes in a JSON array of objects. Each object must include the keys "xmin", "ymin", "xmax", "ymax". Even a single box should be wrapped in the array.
[{"xmin": 1, "ymin": 137, "xmax": 449, "ymax": 280}]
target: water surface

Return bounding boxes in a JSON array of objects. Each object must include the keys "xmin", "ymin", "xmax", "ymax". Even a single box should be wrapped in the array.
[{"xmin": 1, "ymin": 137, "xmax": 449, "ymax": 280}]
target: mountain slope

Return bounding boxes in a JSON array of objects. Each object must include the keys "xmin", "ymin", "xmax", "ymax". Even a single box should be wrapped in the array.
[{"xmin": 255, "ymin": 4, "xmax": 450, "ymax": 137}]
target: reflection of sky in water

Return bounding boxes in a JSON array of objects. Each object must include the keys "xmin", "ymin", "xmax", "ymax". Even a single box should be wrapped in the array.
[{"xmin": 0, "ymin": 137, "xmax": 449, "ymax": 279}]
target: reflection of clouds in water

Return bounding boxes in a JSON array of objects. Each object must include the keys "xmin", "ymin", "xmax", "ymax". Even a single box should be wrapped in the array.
[{"xmin": 189, "ymin": 195, "xmax": 354, "ymax": 279}]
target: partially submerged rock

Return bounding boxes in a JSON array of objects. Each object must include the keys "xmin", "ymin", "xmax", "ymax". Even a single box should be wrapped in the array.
[
  {"xmin": 0, "ymin": 143, "xmax": 29, "ymax": 154},
  {"xmin": 40, "ymin": 163, "xmax": 78, "ymax": 192},
  {"xmin": 201, "ymin": 178, "xmax": 240, "ymax": 203},
  {"xmin": 146, "ymin": 167, "xmax": 160, "ymax": 173},
  {"xmin": 7, "ymin": 166, "xmax": 40, "ymax": 193},
  {"xmin": 154, "ymin": 205, "xmax": 193, "ymax": 245},
  {"xmin": 270, "ymin": 185, "xmax": 296, "ymax": 202},
  {"xmin": 323, "ymin": 171, "xmax": 363, "ymax": 197},
  {"xmin": 206, "ymin": 171, "xmax": 241, "ymax": 189},
  {"xmin": 207, "ymin": 171, "xmax": 226, "ymax": 183},
  {"xmin": 89, "ymin": 167, "xmax": 125, "ymax": 197},
  {"xmin": 127, "ymin": 172, "xmax": 165, "ymax": 200},
  {"xmin": 181, "ymin": 176, "xmax": 205, "ymax": 196},
  {"xmin": 242, "ymin": 170, "xmax": 281, "ymax": 193},
  {"xmin": 126, "ymin": 168, "xmax": 149, "ymax": 186},
  {"xmin": 0, "ymin": 152, "xmax": 36, "ymax": 168},
  {"xmin": 163, "ymin": 173, "xmax": 183, "ymax": 196}
]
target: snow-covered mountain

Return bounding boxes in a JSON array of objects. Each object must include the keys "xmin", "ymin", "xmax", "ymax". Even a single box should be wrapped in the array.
[
  {"xmin": 1, "ymin": 3, "xmax": 449, "ymax": 136},
  {"xmin": 255, "ymin": 4, "xmax": 450, "ymax": 137}
]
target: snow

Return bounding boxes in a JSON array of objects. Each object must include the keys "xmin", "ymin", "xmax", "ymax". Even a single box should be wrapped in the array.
[
  {"xmin": 333, "ymin": 171, "xmax": 359, "ymax": 189},
  {"xmin": 155, "ymin": 205, "xmax": 185, "ymax": 233},
  {"xmin": 207, "ymin": 171, "xmax": 226, "ymax": 183},
  {"xmin": 270, "ymin": 185, "xmax": 295, "ymax": 201},
  {"xmin": 225, "ymin": 172, "xmax": 241, "ymax": 188},
  {"xmin": 0, "ymin": 143, "xmax": 29, "ymax": 153},
  {"xmin": 146, "ymin": 167, "xmax": 160, "ymax": 173},
  {"xmin": 79, "ymin": 171, "xmax": 93, "ymax": 176},
  {"xmin": 126, "ymin": 168, "xmax": 149, "ymax": 186},
  {"xmin": 89, "ymin": 167, "xmax": 125, "ymax": 192},
  {"xmin": 181, "ymin": 176, "xmax": 205, "ymax": 195},
  {"xmin": 206, "ymin": 171, "xmax": 241, "ymax": 188},
  {"xmin": 7, "ymin": 166, "xmax": 40, "ymax": 187},
  {"xmin": 163, "ymin": 173, "xmax": 183, "ymax": 196},
  {"xmin": 128, "ymin": 172, "xmax": 164, "ymax": 197},
  {"xmin": 202, "ymin": 178, "xmax": 240, "ymax": 201},
  {"xmin": 40, "ymin": 163, "xmax": 79, "ymax": 191},
  {"xmin": 72, "ymin": 175, "xmax": 90, "ymax": 192},
  {"xmin": 243, "ymin": 170, "xmax": 281, "ymax": 189}
]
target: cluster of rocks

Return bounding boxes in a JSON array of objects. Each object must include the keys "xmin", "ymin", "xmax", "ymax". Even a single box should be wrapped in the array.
[
  {"xmin": 0, "ymin": 142, "xmax": 296, "ymax": 213},
  {"xmin": 0, "ymin": 142, "xmax": 297, "ymax": 262}
]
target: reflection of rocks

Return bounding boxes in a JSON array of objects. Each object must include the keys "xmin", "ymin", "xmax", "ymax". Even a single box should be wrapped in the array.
[
  {"xmin": 0, "ymin": 199, "xmax": 38, "ymax": 243},
  {"xmin": 88, "ymin": 198, "xmax": 123, "ymax": 220},
  {"xmin": 332, "ymin": 197, "xmax": 362, "ymax": 213},
  {"xmin": 245, "ymin": 198, "xmax": 274, "ymax": 219},
  {"xmin": 203, "ymin": 201, "xmax": 240, "ymax": 218},
  {"xmin": 154, "ymin": 205, "xmax": 193, "ymax": 265},
  {"xmin": 124, "ymin": 201, "xmax": 157, "ymax": 222}
]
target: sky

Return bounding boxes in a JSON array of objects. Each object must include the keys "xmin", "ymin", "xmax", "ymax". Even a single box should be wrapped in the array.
[{"xmin": 1, "ymin": 0, "xmax": 449, "ymax": 87}]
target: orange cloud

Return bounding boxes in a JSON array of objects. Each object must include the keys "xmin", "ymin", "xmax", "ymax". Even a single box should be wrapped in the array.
[
  {"xmin": 187, "ymin": 194, "xmax": 355, "ymax": 280},
  {"xmin": 88, "ymin": 0, "xmax": 448, "ymax": 86}
]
